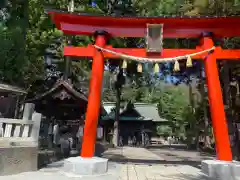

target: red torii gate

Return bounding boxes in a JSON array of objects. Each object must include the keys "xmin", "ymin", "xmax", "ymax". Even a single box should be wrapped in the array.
[{"xmin": 48, "ymin": 9, "xmax": 240, "ymax": 161}]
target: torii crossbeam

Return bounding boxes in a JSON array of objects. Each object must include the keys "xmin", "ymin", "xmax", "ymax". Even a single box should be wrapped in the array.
[{"xmin": 48, "ymin": 9, "xmax": 240, "ymax": 161}]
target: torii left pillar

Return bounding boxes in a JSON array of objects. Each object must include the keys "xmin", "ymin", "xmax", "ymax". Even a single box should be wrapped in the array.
[
  {"xmin": 81, "ymin": 31, "xmax": 107, "ymax": 157},
  {"xmin": 62, "ymin": 31, "xmax": 109, "ymax": 176}
]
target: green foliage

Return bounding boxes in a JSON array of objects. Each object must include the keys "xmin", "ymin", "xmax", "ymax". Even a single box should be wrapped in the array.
[
  {"xmin": 183, "ymin": 0, "xmax": 240, "ymax": 16},
  {"xmin": 133, "ymin": 0, "xmax": 185, "ymax": 16},
  {"xmin": 156, "ymin": 125, "xmax": 172, "ymax": 137},
  {"xmin": 158, "ymin": 86, "xmax": 189, "ymax": 121},
  {"xmin": 0, "ymin": 0, "xmax": 7, "ymax": 8},
  {"xmin": 157, "ymin": 85, "xmax": 190, "ymax": 138},
  {"xmin": 0, "ymin": 1, "xmax": 28, "ymax": 85},
  {"xmin": 0, "ymin": 0, "xmax": 100, "ymax": 88}
]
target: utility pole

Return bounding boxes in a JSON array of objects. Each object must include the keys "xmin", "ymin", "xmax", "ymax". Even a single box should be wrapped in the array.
[{"xmin": 64, "ymin": 0, "xmax": 74, "ymax": 80}]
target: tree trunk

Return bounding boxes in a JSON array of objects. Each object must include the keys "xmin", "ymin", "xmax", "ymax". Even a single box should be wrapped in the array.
[
  {"xmin": 222, "ymin": 61, "xmax": 230, "ymax": 107},
  {"xmin": 63, "ymin": 0, "xmax": 74, "ymax": 80},
  {"xmin": 222, "ymin": 61, "xmax": 237, "ymax": 155},
  {"xmin": 199, "ymin": 65, "xmax": 211, "ymax": 148},
  {"xmin": 112, "ymin": 87, "xmax": 121, "ymax": 147},
  {"xmin": 186, "ymin": 76, "xmax": 196, "ymax": 149},
  {"xmin": 188, "ymin": 77, "xmax": 195, "ymax": 113},
  {"xmin": 194, "ymin": 126, "xmax": 200, "ymax": 150},
  {"xmin": 14, "ymin": 96, "xmax": 20, "ymax": 118}
]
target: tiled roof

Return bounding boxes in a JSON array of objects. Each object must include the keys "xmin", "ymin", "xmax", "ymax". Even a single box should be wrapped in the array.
[
  {"xmin": 0, "ymin": 83, "xmax": 26, "ymax": 94},
  {"xmin": 134, "ymin": 103, "xmax": 167, "ymax": 122},
  {"xmin": 102, "ymin": 102, "xmax": 167, "ymax": 122},
  {"xmin": 26, "ymin": 80, "xmax": 88, "ymax": 102}
]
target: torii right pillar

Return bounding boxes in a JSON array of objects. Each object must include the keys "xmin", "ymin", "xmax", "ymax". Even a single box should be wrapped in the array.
[{"xmin": 201, "ymin": 33, "xmax": 232, "ymax": 161}]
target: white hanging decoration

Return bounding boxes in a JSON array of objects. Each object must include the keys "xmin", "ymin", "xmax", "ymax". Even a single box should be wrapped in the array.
[
  {"xmin": 137, "ymin": 63, "xmax": 143, "ymax": 72},
  {"xmin": 186, "ymin": 55, "xmax": 193, "ymax": 67},
  {"xmin": 174, "ymin": 60, "xmax": 180, "ymax": 72},
  {"xmin": 122, "ymin": 60, "xmax": 127, "ymax": 69},
  {"xmin": 154, "ymin": 63, "xmax": 159, "ymax": 73}
]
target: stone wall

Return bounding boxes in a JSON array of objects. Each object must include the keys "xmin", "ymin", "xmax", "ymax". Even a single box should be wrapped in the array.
[{"xmin": 0, "ymin": 146, "xmax": 38, "ymax": 175}]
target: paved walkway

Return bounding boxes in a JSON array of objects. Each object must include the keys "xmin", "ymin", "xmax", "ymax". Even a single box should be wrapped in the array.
[
  {"xmin": 118, "ymin": 163, "xmax": 206, "ymax": 180},
  {"xmin": 1, "ymin": 147, "xmax": 207, "ymax": 180},
  {"xmin": 102, "ymin": 147, "xmax": 164, "ymax": 161},
  {"xmin": 103, "ymin": 147, "xmax": 207, "ymax": 180},
  {"xmin": 148, "ymin": 145, "xmax": 215, "ymax": 162}
]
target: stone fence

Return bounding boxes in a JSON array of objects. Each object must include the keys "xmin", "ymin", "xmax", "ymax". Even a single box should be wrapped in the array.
[{"xmin": 0, "ymin": 103, "xmax": 42, "ymax": 176}]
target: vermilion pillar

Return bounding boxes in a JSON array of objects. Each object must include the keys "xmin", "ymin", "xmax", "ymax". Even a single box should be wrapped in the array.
[
  {"xmin": 202, "ymin": 34, "xmax": 232, "ymax": 161},
  {"xmin": 81, "ymin": 32, "xmax": 107, "ymax": 157}
]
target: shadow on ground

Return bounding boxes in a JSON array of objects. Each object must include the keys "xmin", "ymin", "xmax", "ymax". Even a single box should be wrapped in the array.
[
  {"xmin": 146, "ymin": 144, "xmax": 188, "ymax": 150},
  {"xmin": 38, "ymin": 142, "xmax": 108, "ymax": 169},
  {"xmin": 106, "ymin": 157, "xmax": 201, "ymax": 169},
  {"xmin": 38, "ymin": 150, "xmax": 55, "ymax": 169},
  {"xmin": 147, "ymin": 144, "xmax": 215, "ymax": 156},
  {"xmin": 169, "ymin": 174, "xmax": 208, "ymax": 180},
  {"xmin": 95, "ymin": 142, "xmax": 108, "ymax": 156},
  {"xmin": 38, "ymin": 143, "xmax": 207, "ymax": 170}
]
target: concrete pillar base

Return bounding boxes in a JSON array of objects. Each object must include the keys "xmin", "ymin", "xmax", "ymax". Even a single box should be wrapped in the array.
[
  {"xmin": 63, "ymin": 157, "xmax": 108, "ymax": 176},
  {"xmin": 201, "ymin": 160, "xmax": 240, "ymax": 180}
]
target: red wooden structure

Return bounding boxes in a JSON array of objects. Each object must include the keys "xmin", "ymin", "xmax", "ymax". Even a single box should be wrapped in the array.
[{"xmin": 48, "ymin": 9, "xmax": 240, "ymax": 161}]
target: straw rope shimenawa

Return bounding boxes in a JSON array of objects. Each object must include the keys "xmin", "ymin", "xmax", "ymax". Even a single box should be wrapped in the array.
[{"xmin": 93, "ymin": 45, "xmax": 215, "ymax": 72}]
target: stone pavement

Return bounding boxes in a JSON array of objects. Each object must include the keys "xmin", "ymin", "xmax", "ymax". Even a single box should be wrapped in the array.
[
  {"xmin": 102, "ymin": 146, "xmax": 164, "ymax": 161},
  {"xmin": 1, "ymin": 147, "xmax": 207, "ymax": 180},
  {"xmin": 148, "ymin": 145, "xmax": 215, "ymax": 162},
  {"xmin": 118, "ymin": 163, "xmax": 206, "ymax": 180}
]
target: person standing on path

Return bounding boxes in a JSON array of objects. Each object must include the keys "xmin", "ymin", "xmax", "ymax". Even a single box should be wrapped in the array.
[
  {"xmin": 59, "ymin": 126, "xmax": 73, "ymax": 158},
  {"xmin": 76, "ymin": 125, "xmax": 83, "ymax": 151},
  {"xmin": 0, "ymin": 123, "xmax": 3, "ymax": 137},
  {"xmin": 132, "ymin": 135, "xmax": 137, "ymax": 147},
  {"xmin": 48, "ymin": 120, "xmax": 53, "ymax": 149},
  {"xmin": 119, "ymin": 136, "xmax": 123, "ymax": 146},
  {"xmin": 53, "ymin": 120, "xmax": 60, "ymax": 148}
]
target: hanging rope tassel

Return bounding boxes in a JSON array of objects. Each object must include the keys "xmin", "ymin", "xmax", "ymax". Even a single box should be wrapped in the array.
[
  {"xmin": 154, "ymin": 63, "xmax": 159, "ymax": 74},
  {"xmin": 137, "ymin": 63, "xmax": 143, "ymax": 72},
  {"xmin": 186, "ymin": 56, "xmax": 193, "ymax": 67},
  {"xmin": 122, "ymin": 60, "xmax": 127, "ymax": 69},
  {"xmin": 174, "ymin": 60, "xmax": 180, "ymax": 72},
  {"xmin": 93, "ymin": 45, "xmax": 215, "ymax": 63}
]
